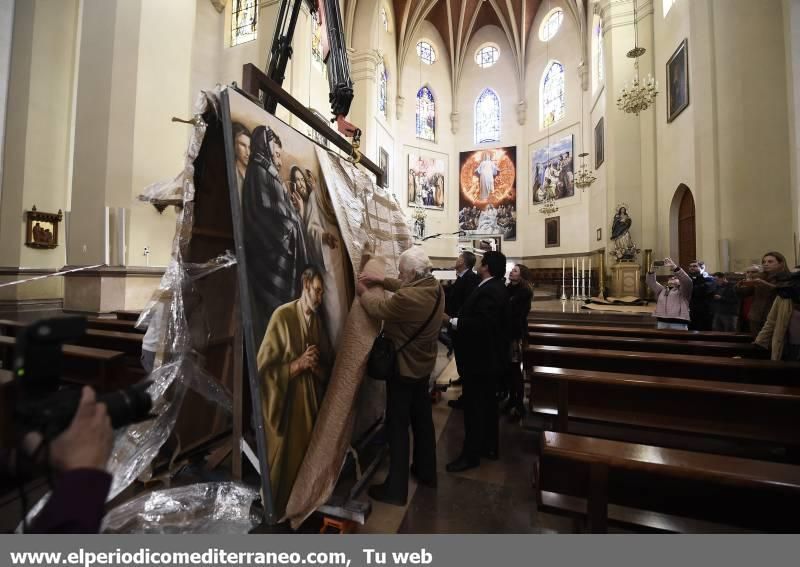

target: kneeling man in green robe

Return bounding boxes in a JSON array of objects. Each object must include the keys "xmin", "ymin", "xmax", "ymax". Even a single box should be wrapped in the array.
[{"xmin": 257, "ymin": 265, "xmax": 332, "ymax": 518}]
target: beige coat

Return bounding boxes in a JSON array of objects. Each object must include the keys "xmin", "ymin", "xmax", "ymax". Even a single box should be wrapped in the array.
[
  {"xmin": 359, "ymin": 275, "xmax": 444, "ymax": 379},
  {"xmin": 755, "ymin": 297, "xmax": 794, "ymax": 361}
]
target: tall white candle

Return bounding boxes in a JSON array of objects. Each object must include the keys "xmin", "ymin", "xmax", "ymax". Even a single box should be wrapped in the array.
[
  {"xmin": 588, "ymin": 257, "xmax": 592, "ymax": 298},
  {"xmin": 572, "ymin": 258, "xmax": 576, "ymax": 297},
  {"xmin": 581, "ymin": 258, "xmax": 585, "ymax": 298}
]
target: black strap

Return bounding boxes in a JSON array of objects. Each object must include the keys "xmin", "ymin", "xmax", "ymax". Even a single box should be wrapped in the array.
[{"xmin": 397, "ymin": 287, "xmax": 442, "ymax": 353}]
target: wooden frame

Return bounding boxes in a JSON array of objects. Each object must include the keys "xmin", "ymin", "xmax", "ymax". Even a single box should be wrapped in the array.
[
  {"xmin": 25, "ymin": 207, "xmax": 62, "ymax": 249},
  {"xmin": 597, "ymin": 228, "xmax": 602, "ymax": 241},
  {"xmin": 378, "ymin": 147, "xmax": 389, "ymax": 189},
  {"xmin": 545, "ymin": 216, "xmax": 561, "ymax": 248},
  {"xmin": 667, "ymin": 39, "xmax": 690, "ymax": 123},
  {"xmin": 594, "ymin": 118, "xmax": 605, "ymax": 169}
]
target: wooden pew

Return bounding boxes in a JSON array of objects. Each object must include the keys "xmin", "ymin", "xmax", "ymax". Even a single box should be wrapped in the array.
[
  {"xmin": 527, "ymin": 331, "xmax": 760, "ymax": 358},
  {"xmin": 528, "ymin": 311, "xmax": 655, "ymax": 329},
  {"xmin": 113, "ymin": 310, "xmax": 141, "ymax": 322},
  {"xmin": 87, "ymin": 317, "xmax": 144, "ymax": 334},
  {"xmin": 536, "ymin": 431, "xmax": 800, "ymax": 532},
  {"xmin": 529, "ymin": 365, "xmax": 800, "ymax": 459},
  {"xmin": 528, "ymin": 323, "xmax": 752, "ymax": 343},
  {"xmin": 524, "ymin": 345, "xmax": 800, "ymax": 385},
  {"xmin": 0, "ymin": 320, "xmax": 142, "ymax": 359},
  {"xmin": 0, "ymin": 335, "xmax": 128, "ymax": 391}
]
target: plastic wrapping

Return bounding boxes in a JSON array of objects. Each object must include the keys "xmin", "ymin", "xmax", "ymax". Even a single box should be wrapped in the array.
[{"xmin": 103, "ymin": 482, "xmax": 259, "ymax": 534}]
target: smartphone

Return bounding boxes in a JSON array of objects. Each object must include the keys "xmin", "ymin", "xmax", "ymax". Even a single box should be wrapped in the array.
[{"xmin": 653, "ymin": 260, "xmax": 665, "ymax": 267}]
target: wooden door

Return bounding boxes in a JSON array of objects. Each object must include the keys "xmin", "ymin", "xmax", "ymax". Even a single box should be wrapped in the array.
[{"xmin": 678, "ymin": 188, "xmax": 696, "ymax": 269}]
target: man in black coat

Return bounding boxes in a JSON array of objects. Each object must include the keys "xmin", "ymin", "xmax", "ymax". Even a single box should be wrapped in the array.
[
  {"xmin": 688, "ymin": 260, "xmax": 715, "ymax": 331},
  {"xmin": 446, "ymin": 251, "xmax": 510, "ymax": 472},
  {"xmin": 446, "ymin": 252, "xmax": 480, "ymax": 393}
]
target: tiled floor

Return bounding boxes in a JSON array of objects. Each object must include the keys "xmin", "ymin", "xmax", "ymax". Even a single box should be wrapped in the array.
[{"xmin": 356, "ymin": 358, "xmax": 573, "ymax": 534}]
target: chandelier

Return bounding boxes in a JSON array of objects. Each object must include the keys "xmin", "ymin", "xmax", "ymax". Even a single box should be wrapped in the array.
[
  {"xmin": 538, "ymin": 193, "xmax": 559, "ymax": 216},
  {"xmin": 616, "ymin": 1, "xmax": 658, "ymax": 115},
  {"xmin": 574, "ymin": 153, "xmax": 597, "ymax": 190}
]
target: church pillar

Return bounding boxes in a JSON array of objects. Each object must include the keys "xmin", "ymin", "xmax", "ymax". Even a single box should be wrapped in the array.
[
  {"xmin": 349, "ymin": 48, "xmax": 381, "ymax": 163},
  {"xmin": 64, "ymin": 0, "xmax": 196, "ymax": 313},
  {"xmin": 784, "ymin": 0, "xmax": 800, "ymax": 264},
  {"xmin": 596, "ymin": 0, "xmax": 656, "ymax": 272},
  {"xmin": 0, "ymin": 0, "xmax": 79, "ymax": 308}
]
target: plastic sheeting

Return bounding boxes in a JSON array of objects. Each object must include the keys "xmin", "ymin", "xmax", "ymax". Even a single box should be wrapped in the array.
[{"xmin": 103, "ymin": 482, "xmax": 259, "ymax": 534}]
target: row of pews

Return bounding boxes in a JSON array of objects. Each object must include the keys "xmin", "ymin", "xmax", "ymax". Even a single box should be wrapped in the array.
[
  {"xmin": 523, "ymin": 319, "xmax": 800, "ymax": 533},
  {"xmin": 0, "ymin": 313, "xmax": 145, "ymax": 391}
]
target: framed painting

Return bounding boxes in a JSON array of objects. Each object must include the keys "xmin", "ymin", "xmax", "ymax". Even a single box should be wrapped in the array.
[
  {"xmin": 530, "ymin": 135, "xmax": 574, "ymax": 204},
  {"xmin": 596, "ymin": 227, "xmax": 602, "ymax": 241},
  {"xmin": 408, "ymin": 153, "xmax": 445, "ymax": 210},
  {"xmin": 545, "ymin": 216, "xmax": 560, "ymax": 248},
  {"xmin": 378, "ymin": 147, "xmax": 389, "ymax": 189},
  {"xmin": 594, "ymin": 118, "xmax": 604, "ymax": 169},
  {"xmin": 667, "ymin": 39, "xmax": 690, "ymax": 123},
  {"xmin": 458, "ymin": 146, "xmax": 517, "ymax": 241}
]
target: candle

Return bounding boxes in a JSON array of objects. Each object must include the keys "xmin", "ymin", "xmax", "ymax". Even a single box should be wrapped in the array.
[
  {"xmin": 572, "ymin": 258, "xmax": 576, "ymax": 298},
  {"xmin": 581, "ymin": 258, "xmax": 585, "ymax": 298},
  {"xmin": 561, "ymin": 258, "xmax": 566, "ymax": 300},
  {"xmin": 588, "ymin": 258, "xmax": 592, "ymax": 298}
]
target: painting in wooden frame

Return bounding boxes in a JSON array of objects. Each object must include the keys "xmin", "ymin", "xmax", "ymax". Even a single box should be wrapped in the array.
[
  {"xmin": 545, "ymin": 216, "xmax": 561, "ymax": 248},
  {"xmin": 594, "ymin": 117, "xmax": 605, "ymax": 169},
  {"xmin": 25, "ymin": 206, "xmax": 62, "ymax": 249},
  {"xmin": 667, "ymin": 39, "xmax": 690, "ymax": 123}
]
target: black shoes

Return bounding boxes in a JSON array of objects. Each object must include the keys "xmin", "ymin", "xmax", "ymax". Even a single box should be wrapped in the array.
[
  {"xmin": 445, "ymin": 456, "xmax": 480, "ymax": 473},
  {"xmin": 410, "ymin": 464, "xmax": 437, "ymax": 488},
  {"xmin": 367, "ymin": 484, "xmax": 407, "ymax": 507},
  {"xmin": 447, "ymin": 395, "xmax": 464, "ymax": 409}
]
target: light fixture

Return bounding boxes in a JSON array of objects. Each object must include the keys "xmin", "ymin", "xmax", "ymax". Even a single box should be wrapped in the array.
[
  {"xmin": 574, "ymin": 152, "xmax": 597, "ymax": 190},
  {"xmin": 538, "ymin": 194, "xmax": 559, "ymax": 217},
  {"xmin": 616, "ymin": 0, "xmax": 658, "ymax": 115}
]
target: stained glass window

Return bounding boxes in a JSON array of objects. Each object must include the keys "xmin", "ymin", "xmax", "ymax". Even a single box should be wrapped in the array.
[
  {"xmin": 474, "ymin": 88, "xmax": 501, "ymax": 144},
  {"xmin": 416, "ymin": 41, "xmax": 436, "ymax": 65},
  {"xmin": 378, "ymin": 59, "xmax": 388, "ymax": 119},
  {"xmin": 475, "ymin": 45, "xmax": 499, "ymax": 68},
  {"xmin": 416, "ymin": 86, "xmax": 435, "ymax": 141},
  {"xmin": 539, "ymin": 8, "xmax": 563, "ymax": 42},
  {"xmin": 663, "ymin": 0, "xmax": 677, "ymax": 17},
  {"xmin": 593, "ymin": 16, "xmax": 604, "ymax": 92},
  {"xmin": 381, "ymin": 6, "xmax": 389, "ymax": 32},
  {"xmin": 541, "ymin": 61, "xmax": 566, "ymax": 128},
  {"xmin": 231, "ymin": 0, "xmax": 258, "ymax": 46},
  {"xmin": 311, "ymin": 10, "xmax": 323, "ymax": 66}
]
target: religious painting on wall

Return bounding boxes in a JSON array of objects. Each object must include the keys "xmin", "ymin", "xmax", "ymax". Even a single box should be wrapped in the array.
[
  {"xmin": 667, "ymin": 39, "xmax": 689, "ymax": 123},
  {"xmin": 222, "ymin": 88, "xmax": 356, "ymax": 522},
  {"xmin": 378, "ymin": 147, "xmax": 389, "ymax": 189},
  {"xmin": 545, "ymin": 216, "xmax": 560, "ymax": 248},
  {"xmin": 530, "ymin": 134, "xmax": 575, "ymax": 204},
  {"xmin": 407, "ymin": 152, "xmax": 446, "ymax": 209},
  {"xmin": 594, "ymin": 118, "xmax": 605, "ymax": 169},
  {"xmin": 458, "ymin": 146, "xmax": 517, "ymax": 241}
]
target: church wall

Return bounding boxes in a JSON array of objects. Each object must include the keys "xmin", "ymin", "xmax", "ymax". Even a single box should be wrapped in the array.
[
  {"xmin": 785, "ymin": 0, "xmax": 800, "ymax": 266},
  {"xmin": 399, "ymin": 21, "xmax": 456, "ymax": 261},
  {"xmin": 523, "ymin": 3, "xmax": 588, "ymax": 261},
  {"xmin": 0, "ymin": 0, "xmax": 14, "ymax": 206},
  {"xmin": 588, "ymin": 8, "xmax": 609, "ymax": 263}
]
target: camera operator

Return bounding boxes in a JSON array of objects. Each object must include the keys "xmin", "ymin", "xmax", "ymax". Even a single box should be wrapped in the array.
[{"xmin": 2, "ymin": 386, "xmax": 113, "ymax": 533}]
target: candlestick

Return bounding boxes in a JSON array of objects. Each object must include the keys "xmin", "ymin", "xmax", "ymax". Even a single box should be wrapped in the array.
[
  {"xmin": 572, "ymin": 258, "xmax": 576, "ymax": 300},
  {"xmin": 588, "ymin": 257, "xmax": 592, "ymax": 298},
  {"xmin": 561, "ymin": 258, "xmax": 567, "ymax": 301},
  {"xmin": 581, "ymin": 258, "xmax": 585, "ymax": 300}
]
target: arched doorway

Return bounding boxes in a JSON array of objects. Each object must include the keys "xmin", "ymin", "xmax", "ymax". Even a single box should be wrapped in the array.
[{"xmin": 672, "ymin": 185, "xmax": 696, "ymax": 268}]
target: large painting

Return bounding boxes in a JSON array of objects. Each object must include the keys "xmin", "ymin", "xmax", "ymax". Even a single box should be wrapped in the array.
[
  {"xmin": 458, "ymin": 146, "xmax": 517, "ymax": 241},
  {"xmin": 530, "ymin": 134, "xmax": 575, "ymax": 203},
  {"xmin": 222, "ymin": 89, "xmax": 354, "ymax": 523},
  {"xmin": 408, "ymin": 153, "xmax": 445, "ymax": 209},
  {"xmin": 667, "ymin": 39, "xmax": 689, "ymax": 123}
]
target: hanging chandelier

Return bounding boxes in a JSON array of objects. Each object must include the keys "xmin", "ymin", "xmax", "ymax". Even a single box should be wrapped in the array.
[
  {"xmin": 616, "ymin": 1, "xmax": 658, "ymax": 115},
  {"xmin": 538, "ymin": 194, "xmax": 559, "ymax": 216},
  {"xmin": 574, "ymin": 152, "xmax": 597, "ymax": 189}
]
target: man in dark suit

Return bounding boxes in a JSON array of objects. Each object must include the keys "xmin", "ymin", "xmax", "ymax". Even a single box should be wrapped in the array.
[
  {"xmin": 446, "ymin": 251, "xmax": 510, "ymax": 472},
  {"xmin": 446, "ymin": 252, "xmax": 480, "ymax": 395}
]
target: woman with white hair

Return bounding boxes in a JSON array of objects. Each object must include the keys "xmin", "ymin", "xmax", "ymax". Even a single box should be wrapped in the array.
[{"xmin": 357, "ymin": 246, "xmax": 444, "ymax": 506}]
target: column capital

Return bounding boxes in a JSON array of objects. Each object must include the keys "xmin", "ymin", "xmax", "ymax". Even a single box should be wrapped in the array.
[
  {"xmin": 396, "ymin": 95, "xmax": 405, "ymax": 120},
  {"xmin": 515, "ymin": 101, "xmax": 527, "ymax": 126},
  {"xmin": 450, "ymin": 111, "xmax": 460, "ymax": 134},
  {"xmin": 350, "ymin": 49, "xmax": 383, "ymax": 83}
]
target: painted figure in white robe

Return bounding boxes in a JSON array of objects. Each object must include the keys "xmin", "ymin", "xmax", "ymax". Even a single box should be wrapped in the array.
[
  {"xmin": 477, "ymin": 204, "xmax": 498, "ymax": 233},
  {"xmin": 475, "ymin": 152, "xmax": 499, "ymax": 201}
]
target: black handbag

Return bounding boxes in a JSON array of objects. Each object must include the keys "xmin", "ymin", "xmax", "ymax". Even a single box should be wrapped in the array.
[{"xmin": 366, "ymin": 288, "xmax": 442, "ymax": 381}]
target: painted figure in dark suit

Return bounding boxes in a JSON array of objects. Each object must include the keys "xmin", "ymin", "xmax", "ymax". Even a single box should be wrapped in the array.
[{"xmin": 446, "ymin": 251, "xmax": 510, "ymax": 472}]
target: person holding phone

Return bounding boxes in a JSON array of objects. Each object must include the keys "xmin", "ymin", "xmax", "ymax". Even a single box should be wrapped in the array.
[{"xmin": 646, "ymin": 257, "xmax": 693, "ymax": 330}]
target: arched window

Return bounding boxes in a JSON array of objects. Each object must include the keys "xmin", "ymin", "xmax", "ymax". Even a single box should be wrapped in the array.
[
  {"xmin": 416, "ymin": 86, "xmax": 435, "ymax": 141},
  {"xmin": 663, "ymin": 0, "xmax": 677, "ymax": 17},
  {"xmin": 311, "ymin": 10, "xmax": 323, "ymax": 65},
  {"xmin": 541, "ymin": 61, "xmax": 566, "ymax": 128},
  {"xmin": 474, "ymin": 44, "xmax": 500, "ymax": 68},
  {"xmin": 592, "ymin": 15, "xmax": 604, "ymax": 93},
  {"xmin": 474, "ymin": 88, "xmax": 501, "ymax": 144},
  {"xmin": 377, "ymin": 59, "xmax": 388, "ymax": 119},
  {"xmin": 231, "ymin": 0, "xmax": 258, "ymax": 46},
  {"xmin": 416, "ymin": 41, "xmax": 437, "ymax": 65},
  {"xmin": 539, "ymin": 8, "xmax": 564, "ymax": 42}
]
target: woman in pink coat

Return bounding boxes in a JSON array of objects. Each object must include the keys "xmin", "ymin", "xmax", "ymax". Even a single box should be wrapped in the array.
[{"xmin": 646, "ymin": 257, "xmax": 693, "ymax": 330}]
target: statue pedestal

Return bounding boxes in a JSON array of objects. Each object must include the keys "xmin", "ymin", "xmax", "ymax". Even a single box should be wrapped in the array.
[{"xmin": 610, "ymin": 262, "xmax": 641, "ymax": 298}]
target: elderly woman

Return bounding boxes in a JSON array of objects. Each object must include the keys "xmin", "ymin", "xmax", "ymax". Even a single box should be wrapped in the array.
[
  {"xmin": 357, "ymin": 247, "xmax": 444, "ymax": 506},
  {"xmin": 646, "ymin": 257, "xmax": 693, "ymax": 330}
]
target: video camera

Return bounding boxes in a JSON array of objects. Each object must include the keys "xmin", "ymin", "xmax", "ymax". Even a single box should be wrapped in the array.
[{"xmin": 1, "ymin": 316, "xmax": 153, "ymax": 450}]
